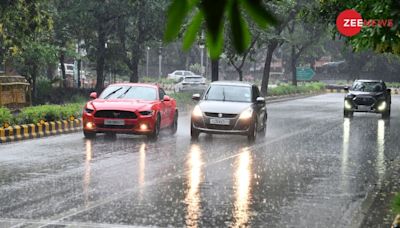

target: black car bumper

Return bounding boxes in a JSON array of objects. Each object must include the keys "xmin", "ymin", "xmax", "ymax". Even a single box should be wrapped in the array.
[{"xmin": 344, "ymin": 98, "xmax": 389, "ymax": 113}]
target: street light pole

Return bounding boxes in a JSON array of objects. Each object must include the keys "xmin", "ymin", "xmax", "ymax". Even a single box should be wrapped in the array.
[
  {"xmin": 146, "ymin": 46, "xmax": 150, "ymax": 77},
  {"xmin": 199, "ymin": 31, "xmax": 205, "ymax": 75},
  {"xmin": 158, "ymin": 44, "xmax": 162, "ymax": 80}
]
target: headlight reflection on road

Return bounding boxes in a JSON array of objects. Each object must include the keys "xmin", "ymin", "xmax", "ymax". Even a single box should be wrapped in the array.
[
  {"xmin": 341, "ymin": 118, "xmax": 351, "ymax": 191},
  {"xmin": 139, "ymin": 143, "xmax": 146, "ymax": 199},
  {"xmin": 376, "ymin": 120, "xmax": 386, "ymax": 189},
  {"xmin": 233, "ymin": 147, "xmax": 252, "ymax": 228},
  {"xmin": 185, "ymin": 144, "xmax": 203, "ymax": 228},
  {"xmin": 83, "ymin": 140, "xmax": 92, "ymax": 207}
]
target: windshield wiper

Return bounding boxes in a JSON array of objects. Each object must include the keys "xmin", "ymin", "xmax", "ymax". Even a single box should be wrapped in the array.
[
  {"xmin": 222, "ymin": 88, "xmax": 226, "ymax": 101},
  {"xmin": 103, "ymin": 87, "xmax": 123, "ymax": 99},
  {"xmin": 117, "ymin": 86, "xmax": 132, "ymax": 98}
]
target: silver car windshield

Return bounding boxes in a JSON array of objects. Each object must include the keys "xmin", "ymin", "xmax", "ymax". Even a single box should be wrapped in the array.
[{"xmin": 204, "ymin": 85, "xmax": 251, "ymax": 102}]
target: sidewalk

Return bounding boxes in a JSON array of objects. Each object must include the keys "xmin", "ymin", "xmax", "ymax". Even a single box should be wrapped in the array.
[{"xmin": 358, "ymin": 159, "xmax": 400, "ymax": 227}]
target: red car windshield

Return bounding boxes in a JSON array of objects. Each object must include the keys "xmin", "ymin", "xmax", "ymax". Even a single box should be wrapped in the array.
[{"xmin": 99, "ymin": 86, "xmax": 157, "ymax": 100}]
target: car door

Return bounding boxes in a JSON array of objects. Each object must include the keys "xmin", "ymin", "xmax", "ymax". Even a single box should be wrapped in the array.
[
  {"xmin": 158, "ymin": 88, "xmax": 171, "ymax": 127},
  {"xmin": 252, "ymin": 85, "xmax": 266, "ymax": 130}
]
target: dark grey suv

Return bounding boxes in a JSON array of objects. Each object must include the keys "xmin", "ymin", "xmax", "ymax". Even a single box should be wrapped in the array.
[
  {"xmin": 344, "ymin": 80, "xmax": 391, "ymax": 119},
  {"xmin": 190, "ymin": 81, "xmax": 267, "ymax": 141}
]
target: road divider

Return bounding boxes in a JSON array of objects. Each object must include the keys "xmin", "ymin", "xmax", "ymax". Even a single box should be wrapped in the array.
[{"xmin": 0, "ymin": 119, "xmax": 81, "ymax": 143}]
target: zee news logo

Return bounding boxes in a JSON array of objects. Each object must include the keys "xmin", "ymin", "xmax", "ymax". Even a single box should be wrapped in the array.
[{"xmin": 336, "ymin": 9, "xmax": 393, "ymax": 37}]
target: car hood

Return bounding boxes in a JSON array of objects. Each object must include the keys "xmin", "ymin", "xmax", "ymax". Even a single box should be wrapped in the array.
[
  {"xmin": 198, "ymin": 100, "xmax": 251, "ymax": 114},
  {"xmin": 348, "ymin": 91, "xmax": 383, "ymax": 97},
  {"xmin": 89, "ymin": 99, "xmax": 155, "ymax": 111}
]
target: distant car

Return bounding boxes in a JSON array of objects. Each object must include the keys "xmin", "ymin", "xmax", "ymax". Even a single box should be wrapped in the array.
[
  {"xmin": 344, "ymin": 80, "xmax": 391, "ymax": 119},
  {"xmin": 191, "ymin": 81, "xmax": 267, "ymax": 142},
  {"xmin": 82, "ymin": 83, "xmax": 178, "ymax": 139},
  {"xmin": 167, "ymin": 70, "xmax": 199, "ymax": 81},
  {"xmin": 174, "ymin": 76, "xmax": 207, "ymax": 93}
]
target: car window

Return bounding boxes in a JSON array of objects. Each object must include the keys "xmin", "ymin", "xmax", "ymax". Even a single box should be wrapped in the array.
[
  {"xmin": 159, "ymin": 88, "xmax": 166, "ymax": 100},
  {"xmin": 204, "ymin": 85, "xmax": 251, "ymax": 102},
  {"xmin": 351, "ymin": 82, "xmax": 384, "ymax": 92},
  {"xmin": 184, "ymin": 71, "xmax": 193, "ymax": 76},
  {"xmin": 252, "ymin": 85, "xmax": 261, "ymax": 102},
  {"xmin": 175, "ymin": 72, "xmax": 183, "ymax": 75},
  {"xmin": 99, "ymin": 86, "xmax": 157, "ymax": 100}
]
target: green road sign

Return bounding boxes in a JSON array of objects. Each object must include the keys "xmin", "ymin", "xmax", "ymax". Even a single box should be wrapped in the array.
[{"xmin": 296, "ymin": 67, "xmax": 315, "ymax": 80}]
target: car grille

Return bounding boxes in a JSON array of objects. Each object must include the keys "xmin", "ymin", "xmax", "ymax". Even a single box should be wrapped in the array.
[
  {"xmin": 353, "ymin": 97, "xmax": 375, "ymax": 106},
  {"xmin": 94, "ymin": 110, "xmax": 137, "ymax": 119},
  {"xmin": 204, "ymin": 112, "xmax": 237, "ymax": 118},
  {"xmin": 97, "ymin": 124, "xmax": 134, "ymax": 129}
]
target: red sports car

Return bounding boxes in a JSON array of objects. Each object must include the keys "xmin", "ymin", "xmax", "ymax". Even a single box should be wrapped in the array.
[{"xmin": 82, "ymin": 83, "xmax": 178, "ymax": 139}]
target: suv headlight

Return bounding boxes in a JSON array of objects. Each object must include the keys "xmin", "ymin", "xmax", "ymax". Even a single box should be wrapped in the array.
[
  {"xmin": 344, "ymin": 100, "xmax": 352, "ymax": 110},
  {"xmin": 239, "ymin": 107, "xmax": 253, "ymax": 119},
  {"xmin": 192, "ymin": 105, "xmax": 203, "ymax": 117},
  {"xmin": 377, "ymin": 101, "xmax": 387, "ymax": 111}
]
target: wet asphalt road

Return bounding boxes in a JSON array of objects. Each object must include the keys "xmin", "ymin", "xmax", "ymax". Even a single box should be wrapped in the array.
[{"xmin": 1, "ymin": 93, "xmax": 400, "ymax": 228}]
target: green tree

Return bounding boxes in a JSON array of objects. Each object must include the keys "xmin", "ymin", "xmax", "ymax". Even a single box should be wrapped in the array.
[{"xmin": 320, "ymin": 0, "xmax": 400, "ymax": 54}]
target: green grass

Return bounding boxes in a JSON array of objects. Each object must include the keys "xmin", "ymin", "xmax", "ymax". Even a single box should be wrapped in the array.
[
  {"xmin": 392, "ymin": 193, "xmax": 400, "ymax": 214},
  {"xmin": 170, "ymin": 92, "xmax": 194, "ymax": 105},
  {"xmin": 386, "ymin": 82, "xmax": 400, "ymax": 88}
]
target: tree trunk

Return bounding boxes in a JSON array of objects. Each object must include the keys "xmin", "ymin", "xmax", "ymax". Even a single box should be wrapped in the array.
[
  {"xmin": 31, "ymin": 64, "xmax": 38, "ymax": 103},
  {"xmin": 77, "ymin": 59, "xmax": 81, "ymax": 88},
  {"xmin": 95, "ymin": 24, "xmax": 106, "ymax": 93},
  {"xmin": 59, "ymin": 52, "xmax": 66, "ymax": 88},
  {"xmin": 211, "ymin": 59, "xmax": 219, "ymax": 82},
  {"xmin": 129, "ymin": 56, "xmax": 140, "ymax": 83},
  {"xmin": 239, "ymin": 69, "xmax": 243, "ymax": 81},
  {"xmin": 291, "ymin": 45, "xmax": 297, "ymax": 86},
  {"xmin": 261, "ymin": 41, "xmax": 278, "ymax": 96}
]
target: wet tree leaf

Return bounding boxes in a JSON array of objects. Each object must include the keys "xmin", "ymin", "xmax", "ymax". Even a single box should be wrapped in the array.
[{"xmin": 183, "ymin": 11, "xmax": 204, "ymax": 51}]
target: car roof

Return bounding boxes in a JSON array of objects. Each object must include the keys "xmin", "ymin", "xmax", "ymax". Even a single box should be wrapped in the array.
[
  {"xmin": 210, "ymin": 80, "xmax": 253, "ymax": 87},
  {"xmin": 107, "ymin": 83, "xmax": 159, "ymax": 88}
]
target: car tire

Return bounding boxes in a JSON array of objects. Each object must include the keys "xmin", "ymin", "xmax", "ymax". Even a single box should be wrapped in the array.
[
  {"xmin": 170, "ymin": 110, "xmax": 178, "ymax": 134},
  {"xmin": 261, "ymin": 115, "xmax": 267, "ymax": 136},
  {"xmin": 148, "ymin": 114, "xmax": 161, "ymax": 140},
  {"xmin": 344, "ymin": 110, "xmax": 353, "ymax": 118},
  {"xmin": 83, "ymin": 131, "xmax": 96, "ymax": 139},
  {"xmin": 247, "ymin": 118, "xmax": 257, "ymax": 142},
  {"xmin": 191, "ymin": 123, "xmax": 200, "ymax": 140}
]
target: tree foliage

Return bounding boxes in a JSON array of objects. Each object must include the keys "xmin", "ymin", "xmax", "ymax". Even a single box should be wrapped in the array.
[
  {"xmin": 320, "ymin": 0, "xmax": 400, "ymax": 54},
  {"xmin": 164, "ymin": 0, "xmax": 277, "ymax": 59}
]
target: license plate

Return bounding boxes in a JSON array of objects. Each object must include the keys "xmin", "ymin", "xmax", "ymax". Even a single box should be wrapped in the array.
[
  {"xmin": 210, "ymin": 118, "xmax": 230, "ymax": 125},
  {"xmin": 357, "ymin": 105, "xmax": 371, "ymax": 111},
  {"xmin": 104, "ymin": 119, "xmax": 125, "ymax": 125}
]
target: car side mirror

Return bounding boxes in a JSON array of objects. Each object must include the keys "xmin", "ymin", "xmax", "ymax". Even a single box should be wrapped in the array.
[
  {"xmin": 256, "ymin": 97, "xmax": 265, "ymax": 104},
  {"xmin": 163, "ymin": 95, "xmax": 171, "ymax": 101},
  {"xmin": 90, "ymin": 92, "xmax": 97, "ymax": 99},
  {"xmin": 387, "ymin": 88, "xmax": 391, "ymax": 93},
  {"xmin": 192, "ymin": 93, "xmax": 201, "ymax": 101}
]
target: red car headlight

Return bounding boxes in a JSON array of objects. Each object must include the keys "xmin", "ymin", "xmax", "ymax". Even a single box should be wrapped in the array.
[{"xmin": 139, "ymin": 110, "xmax": 155, "ymax": 116}]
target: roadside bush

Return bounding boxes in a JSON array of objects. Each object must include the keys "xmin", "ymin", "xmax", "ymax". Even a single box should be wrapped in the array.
[
  {"xmin": 268, "ymin": 82, "xmax": 325, "ymax": 96},
  {"xmin": 0, "ymin": 107, "xmax": 13, "ymax": 127},
  {"xmin": 14, "ymin": 103, "xmax": 84, "ymax": 125},
  {"xmin": 140, "ymin": 77, "xmax": 176, "ymax": 85}
]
